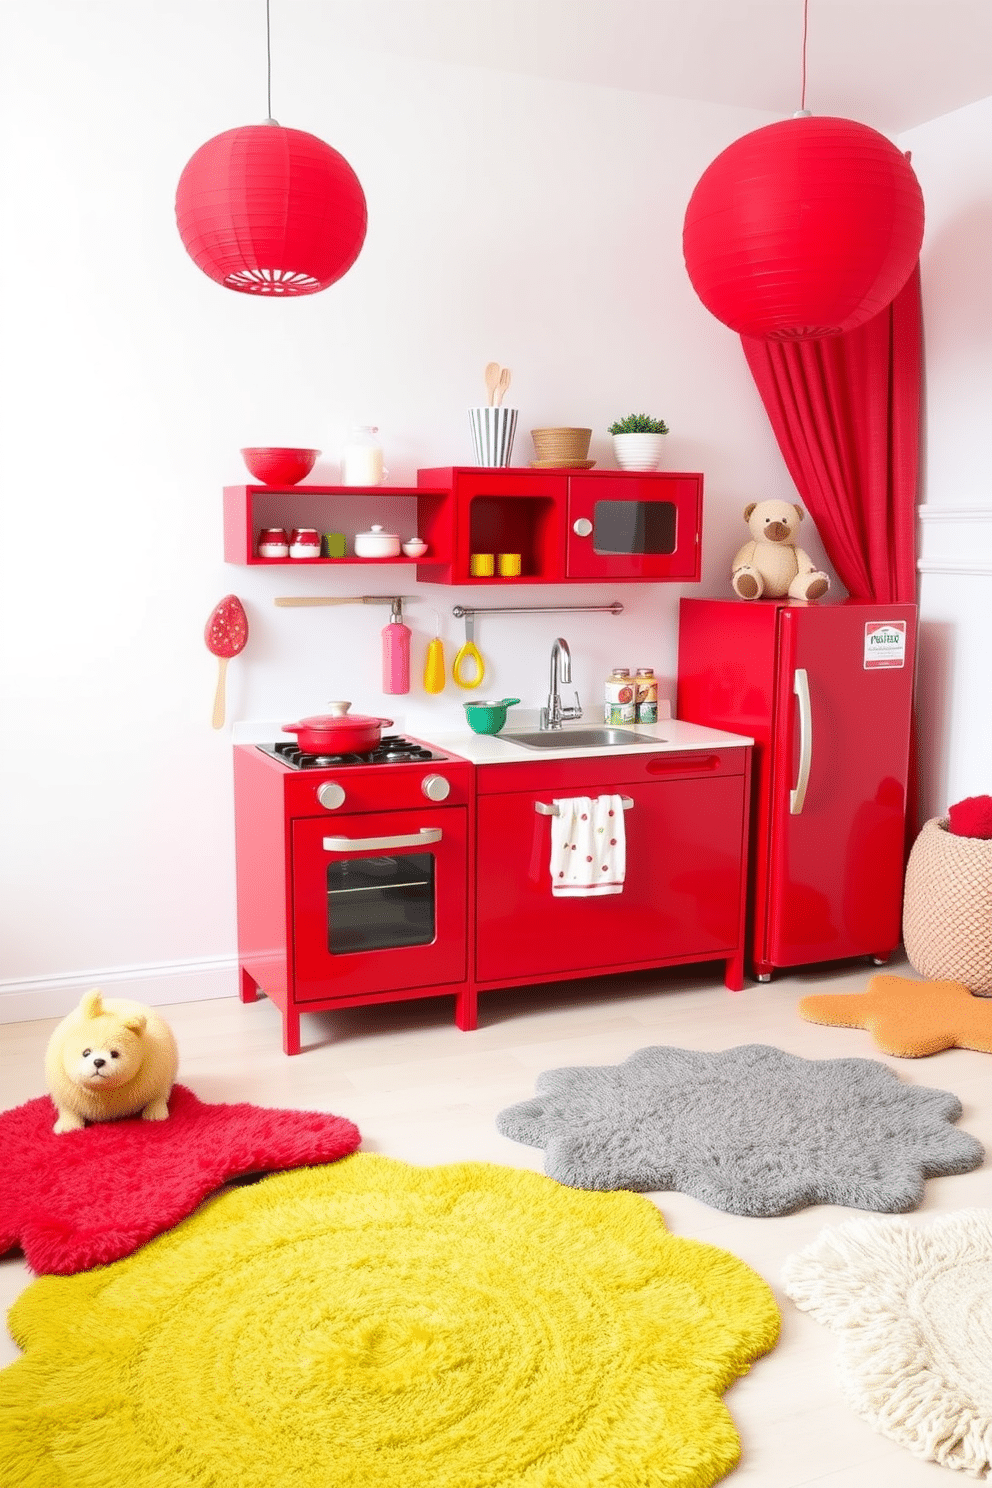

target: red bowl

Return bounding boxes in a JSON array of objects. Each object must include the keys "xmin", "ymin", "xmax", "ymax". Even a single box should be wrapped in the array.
[{"xmin": 241, "ymin": 447, "xmax": 320, "ymax": 486}]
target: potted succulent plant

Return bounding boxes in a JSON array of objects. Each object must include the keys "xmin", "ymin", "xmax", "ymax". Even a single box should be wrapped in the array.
[{"xmin": 607, "ymin": 413, "xmax": 670, "ymax": 471}]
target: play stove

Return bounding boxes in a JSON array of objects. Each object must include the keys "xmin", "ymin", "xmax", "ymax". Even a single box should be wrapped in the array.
[
  {"xmin": 257, "ymin": 735, "xmax": 448, "ymax": 770},
  {"xmin": 233, "ymin": 734, "xmax": 475, "ymax": 1055}
]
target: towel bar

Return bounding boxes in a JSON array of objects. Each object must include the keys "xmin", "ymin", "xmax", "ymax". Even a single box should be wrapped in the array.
[{"xmin": 535, "ymin": 796, "xmax": 634, "ymax": 817}]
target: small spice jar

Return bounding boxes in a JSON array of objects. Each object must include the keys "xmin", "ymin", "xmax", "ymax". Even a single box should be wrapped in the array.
[
  {"xmin": 258, "ymin": 527, "xmax": 290, "ymax": 558},
  {"xmin": 289, "ymin": 527, "xmax": 321, "ymax": 558}
]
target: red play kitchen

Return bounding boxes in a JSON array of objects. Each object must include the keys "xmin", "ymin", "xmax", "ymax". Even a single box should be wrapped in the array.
[{"xmin": 230, "ymin": 494, "xmax": 916, "ymax": 1052}]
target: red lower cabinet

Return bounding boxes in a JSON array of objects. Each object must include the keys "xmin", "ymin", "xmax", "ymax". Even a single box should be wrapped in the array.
[{"xmin": 474, "ymin": 748, "xmax": 751, "ymax": 993}]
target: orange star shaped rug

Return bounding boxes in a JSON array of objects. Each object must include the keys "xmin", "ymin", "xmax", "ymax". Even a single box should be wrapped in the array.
[{"xmin": 799, "ymin": 974, "xmax": 992, "ymax": 1058}]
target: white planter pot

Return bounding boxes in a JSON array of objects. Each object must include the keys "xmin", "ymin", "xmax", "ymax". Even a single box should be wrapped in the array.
[{"xmin": 611, "ymin": 433, "xmax": 667, "ymax": 471}]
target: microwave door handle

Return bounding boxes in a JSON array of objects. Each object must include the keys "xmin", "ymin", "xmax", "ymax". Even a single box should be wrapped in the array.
[
  {"xmin": 322, "ymin": 828, "xmax": 443, "ymax": 852},
  {"xmin": 790, "ymin": 667, "xmax": 813, "ymax": 815}
]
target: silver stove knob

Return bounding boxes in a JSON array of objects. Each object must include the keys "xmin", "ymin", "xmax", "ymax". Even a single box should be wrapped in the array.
[
  {"xmin": 421, "ymin": 773, "xmax": 451, "ymax": 802},
  {"xmin": 317, "ymin": 781, "xmax": 346, "ymax": 810}
]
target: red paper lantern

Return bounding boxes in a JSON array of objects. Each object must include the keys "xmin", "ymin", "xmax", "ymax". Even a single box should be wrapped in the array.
[
  {"xmin": 175, "ymin": 123, "xmax": 367, "ymax": 295},
  {"xmin": 682, "ymin": 116, "xmax": 924, "ymax": 339}
]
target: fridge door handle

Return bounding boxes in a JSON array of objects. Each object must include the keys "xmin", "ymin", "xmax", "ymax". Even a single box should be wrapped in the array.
[{"xmin": 790, "ymin": 668, "xmax": 813, "ymax": 815}]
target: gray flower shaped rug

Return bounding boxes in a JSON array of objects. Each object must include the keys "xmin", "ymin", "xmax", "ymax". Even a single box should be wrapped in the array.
[
  {"xmin": 783, "ymin": 1210, "xmax": 992, "ymax": 1476},
  {"xmin": 495, "ymin": 1044, "xmax": 984, "ymax": 1216}
]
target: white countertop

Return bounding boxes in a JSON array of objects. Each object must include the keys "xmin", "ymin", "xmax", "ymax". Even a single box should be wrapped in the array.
[{"xmin": 421, "ymin": 715, "xmax": 753, "ymax": 765}]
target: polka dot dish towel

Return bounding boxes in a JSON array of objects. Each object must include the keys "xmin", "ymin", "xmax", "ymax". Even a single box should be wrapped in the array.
[{"xmin": 550, "ymin": 795, "xmax": 626, "ymax": 897}]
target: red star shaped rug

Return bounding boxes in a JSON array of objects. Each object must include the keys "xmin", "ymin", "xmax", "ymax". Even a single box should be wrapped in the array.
[{"xmin": 0, "ymin": 1084, "xmax": 360, "ymax": 1275}]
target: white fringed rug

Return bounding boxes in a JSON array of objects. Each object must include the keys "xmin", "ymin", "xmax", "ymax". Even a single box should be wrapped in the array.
[{"xmin": 783, "ymin": 1210, "xmax": 992, "ymax": 1477}]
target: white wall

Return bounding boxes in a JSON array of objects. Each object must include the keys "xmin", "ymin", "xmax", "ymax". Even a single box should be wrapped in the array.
[
  {"xmin": 0, "ymin": 1, "xmax": 945, "ymax": 1018},
  {"xmin": 900, "ymin": 98, "xmax": 992, "ymax": 822}
]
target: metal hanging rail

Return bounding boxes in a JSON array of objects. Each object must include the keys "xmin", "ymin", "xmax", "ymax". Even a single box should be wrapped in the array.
[{"xmin": 451, "ymin": 602, "xmax": 623, "ymax": 619}]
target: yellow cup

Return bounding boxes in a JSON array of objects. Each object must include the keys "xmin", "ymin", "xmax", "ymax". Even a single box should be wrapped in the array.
[
  {"xmin": 498, "ymin": 552, "xmax": 522, "ymax": 577},
  {"xmin": 470, "ymin": 552, "xmax": 495, "ymax": 576}
]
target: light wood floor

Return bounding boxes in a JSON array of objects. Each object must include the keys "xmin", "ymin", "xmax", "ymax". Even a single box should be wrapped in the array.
[{"xmin": 3, "ymin": 954, "xmax": 990, "ymax": 1486}]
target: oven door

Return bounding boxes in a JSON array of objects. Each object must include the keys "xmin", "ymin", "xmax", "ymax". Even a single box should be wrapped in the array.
[{"xmin": 291, "ymin": 806, "xmax": 468, "ymax": 1001}]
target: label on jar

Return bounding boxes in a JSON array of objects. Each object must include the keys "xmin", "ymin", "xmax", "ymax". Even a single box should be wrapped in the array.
[
  {"xmin": 604, "ymin": 671, "xmax": 636, "ymax": 724},
  {"xmin": 634, "ymin": 669, "xmax": 658, "ymax": 724}
]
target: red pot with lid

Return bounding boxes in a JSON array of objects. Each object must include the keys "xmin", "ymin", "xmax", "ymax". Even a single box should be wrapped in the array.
[{"xmin": 282, "ymin": 701, "xmax": 394, "ymax": 754}]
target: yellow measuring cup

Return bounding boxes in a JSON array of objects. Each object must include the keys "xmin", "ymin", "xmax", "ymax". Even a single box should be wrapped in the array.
[{"xmin": 452, "ymin": 613, "xmax": 485, "ymax": 689}]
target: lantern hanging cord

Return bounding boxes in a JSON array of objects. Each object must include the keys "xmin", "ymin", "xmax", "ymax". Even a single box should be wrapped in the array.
[
  {"xmin": 265, "ymin": 0, "xmax": 273, "ymax": 121},
  {"xmin": 799, "ymin": 0, "xmax": 809, "ymax": 112}
]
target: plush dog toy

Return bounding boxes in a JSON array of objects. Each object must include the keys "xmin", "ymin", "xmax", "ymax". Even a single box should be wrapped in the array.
[
  {"xmin": 731, "ymin": 499, "xmax": 831, "ymax": 602},
  {"xmin": 44, "ymin": 989, "xmax": 179, "ymax": 1133}
]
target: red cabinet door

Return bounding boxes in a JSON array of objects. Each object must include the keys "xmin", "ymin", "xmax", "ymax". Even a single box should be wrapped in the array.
[
  {"xmin": 565, "ymin": 473, "xmax": 702, "ymax": 581},
  {"xmin": 292, "ymin": 807, "xmax": 468, "ymax": 1002},
  {"xmin": 453, "ymin": 470, "xmax": 567, "ymax": 583},
  {"xmin": 475, "ymin": 774, "xmax": 745, "ymax": 983}
]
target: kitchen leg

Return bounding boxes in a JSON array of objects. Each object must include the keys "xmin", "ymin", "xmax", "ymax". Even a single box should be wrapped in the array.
[
  {"xmin": 724, "ymin": 951, "xmax": 745, "ymax": 993},
  {"xmin": 239, "ymin": 967, "xmax": 259, "ymax": 1004},
  {"xmin": 454, "ymin": 986, "xmax": 478, "ymax": 1031},
  {"xmin": 283, "ymin": 1008, "xmax": 301, "ymax": 1057}
]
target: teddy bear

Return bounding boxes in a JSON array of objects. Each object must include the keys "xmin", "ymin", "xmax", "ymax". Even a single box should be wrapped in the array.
[
  {"xmin": 44, "ymin": 988, "xmax": 179, "ymax": 1134},
  {"xmin": 731, "ymin": 499, "xmax": 831, "ymax": 602}
]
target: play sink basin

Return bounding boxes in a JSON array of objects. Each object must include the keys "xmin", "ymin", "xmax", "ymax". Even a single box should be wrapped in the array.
[{"xmin": 500, "ymin": 728, "xmax": 663, "ymax": 750}]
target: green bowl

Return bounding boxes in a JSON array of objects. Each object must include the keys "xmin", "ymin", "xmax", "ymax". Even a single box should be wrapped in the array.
[{"xmin": 463, "ymin": 698, "xmax": 521, "ymax": 735}]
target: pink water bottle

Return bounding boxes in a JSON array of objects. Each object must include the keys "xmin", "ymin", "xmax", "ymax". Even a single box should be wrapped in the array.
[{"xmin": 382, "ymin": 598, "xmax": 411, "ymax": 695}]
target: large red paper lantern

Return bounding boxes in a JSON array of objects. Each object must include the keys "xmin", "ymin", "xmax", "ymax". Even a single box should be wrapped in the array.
[
  {"xmin": 682, "ymin": 116, "xmax": 924, "ymax": 339},
  {"xmin": 175, "ymin": 122, "xmax": 367, "ymax": 295}
]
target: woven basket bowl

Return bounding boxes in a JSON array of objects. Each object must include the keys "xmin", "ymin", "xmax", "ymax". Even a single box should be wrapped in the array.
[
  {"xmin": 530, "ymin": 427, "xmax": 592, "ymax": 463},
  {"xmin": 902, "ymin": 817, "xmax": 992, "ymax": 993}
]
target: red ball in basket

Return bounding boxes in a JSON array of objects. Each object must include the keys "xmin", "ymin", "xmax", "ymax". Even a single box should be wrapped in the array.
[{"xmin": 205, "ymin": 595, "xmax": 248, "ymax": 729}]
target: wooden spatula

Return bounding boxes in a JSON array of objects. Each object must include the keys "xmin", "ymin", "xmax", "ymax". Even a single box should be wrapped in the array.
[
  {"xmin": 494, "ymin": 367, "xmax": 512, "ymax": 406},
  {"xmin": 205, "ymin": 595, "xmax": 248, "ymax": 729}
]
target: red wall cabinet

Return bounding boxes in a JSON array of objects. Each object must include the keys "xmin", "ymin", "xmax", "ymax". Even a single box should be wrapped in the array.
[
  {"xmin": 224, "ymin": 469, "xmax": 702, "ymax": 584},
  {"xmin": 416, "ymin": 467, "xmax": 703, "ymax": 585},
  {"xmin": 474, "ymin": 746, "xmax": 751, "ymax": 994}
]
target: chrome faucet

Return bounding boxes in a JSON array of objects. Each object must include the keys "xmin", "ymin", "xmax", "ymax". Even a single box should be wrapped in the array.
[{"xmin": 540, "ymin": 637, "xmax": 583, "ymax": 730}]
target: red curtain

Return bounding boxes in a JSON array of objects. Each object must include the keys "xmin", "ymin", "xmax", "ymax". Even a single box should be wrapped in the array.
[
  {"xmin": 740, "ymin": 263, "xmax": 922, "ymax": 603},
  {"xmin": 741, "ymin": 267, "xmax": 923, "ymax": 839}
]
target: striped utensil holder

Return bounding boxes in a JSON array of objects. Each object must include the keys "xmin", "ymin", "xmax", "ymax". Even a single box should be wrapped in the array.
[{"xmin": 469, "ymin": 406, "xmax": 518, "ymax": 467}]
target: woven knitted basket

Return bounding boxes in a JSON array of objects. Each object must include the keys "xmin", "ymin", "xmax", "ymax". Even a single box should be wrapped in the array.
[
  {"xmin": 529, "ymin": 427, "xmax": 592, "ymax": 463},
  {"xmin": 902, "ymin": 817, "xmax": 992, "ymax": 993}
]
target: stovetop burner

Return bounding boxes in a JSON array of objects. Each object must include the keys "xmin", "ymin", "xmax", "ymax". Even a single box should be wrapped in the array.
[{"xmin": 258, "ymin": 736, "xmax": 443, "ymax": 770}]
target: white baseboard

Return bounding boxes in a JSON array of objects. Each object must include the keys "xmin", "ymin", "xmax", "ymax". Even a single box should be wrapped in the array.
[{"xmin": 0, "ymin": 955, "xmax": 239, "ymax": 1025}]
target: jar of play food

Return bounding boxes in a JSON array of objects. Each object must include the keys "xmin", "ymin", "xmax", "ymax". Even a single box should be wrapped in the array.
[
  {"xmin": 289, "ymin": 527, "xmax": 321, "ymax": 558},
  {"xmin": 258, "ymin": 527, "xmax": 290, "ymax": 558},
  {"xmin": 604, "ymin": 668, "xmax": 636, "ymax": 724},
  {"xmin": 634, "ymin": 667, "xmax": 658, "ymax": 724}
]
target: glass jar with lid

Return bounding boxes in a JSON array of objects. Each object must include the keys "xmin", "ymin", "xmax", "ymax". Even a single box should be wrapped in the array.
[{"xmin": 341, "ymin": 425, "xmax": 387, "ymax": 486}]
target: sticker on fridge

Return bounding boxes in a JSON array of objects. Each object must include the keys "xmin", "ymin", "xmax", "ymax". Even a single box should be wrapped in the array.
[{"xmin": 864, "ymin": 620, "xmax": 907, "ymax": 669}]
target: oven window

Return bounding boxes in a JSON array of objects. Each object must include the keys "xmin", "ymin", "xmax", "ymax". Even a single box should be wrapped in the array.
[
  {"xmin": 593, "ymin": 499, "xmax": 676, "ymax": 555},
  {"xmin": 325, "ymin": 853, "xmax": 435, "ymax": 954}
]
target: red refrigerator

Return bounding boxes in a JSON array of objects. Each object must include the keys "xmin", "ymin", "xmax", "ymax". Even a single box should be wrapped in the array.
[{"xmin": 676, "ymin": 598, "xmax": 917, "ymax": 980}]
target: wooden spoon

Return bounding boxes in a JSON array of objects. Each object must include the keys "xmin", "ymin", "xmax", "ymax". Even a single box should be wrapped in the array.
[
  {"xmin": 205, "ymin": 595, "xmax": 248, "ymax": 729},
  {"xmin": 484, "ymin": 361, "xmax": 501, "ymax": 407},
  {"xmin": 494, "ymin": 367, "xmax": 512, "ymax": 406}
]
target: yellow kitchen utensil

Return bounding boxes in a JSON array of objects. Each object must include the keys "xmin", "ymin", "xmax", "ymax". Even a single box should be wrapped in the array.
[
  {"xmin": 452, "ymin": 613, "xmax": 485, "ymax": 689},
  {"xmin": 484, "ymin": 361, "xmax": 501, "ymax": 407},
  {"xmin": 424, "ymin": 612, "xmax": 446, "ymax": 694}
]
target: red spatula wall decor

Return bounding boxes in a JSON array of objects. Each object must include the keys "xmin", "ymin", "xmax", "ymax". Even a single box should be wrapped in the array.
[{"xmin": 205, "ymin": 595, "xmax": 248, "ymax": 729}]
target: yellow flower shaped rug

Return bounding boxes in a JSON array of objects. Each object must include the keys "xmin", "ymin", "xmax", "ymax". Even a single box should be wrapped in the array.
[{"xmin": 2, "ymin": 1153, "xmax": 780, "ymax": 1488}]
